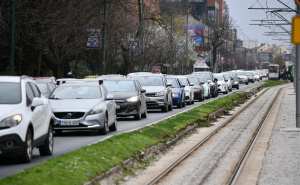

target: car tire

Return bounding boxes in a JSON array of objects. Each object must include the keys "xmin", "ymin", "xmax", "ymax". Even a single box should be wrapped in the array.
[
  {"xmin": 98, "ymin": 114, "xmax": 109, "ymax": 135},
  {"xmin": 168, "ymin": 103, "xmax": 173, "ymax": 111},
  {"xmin": 109, "ymin": 113, "xmax": 117, "ymax": 131},
  {"xmin": 229, "ymin": 88, "xmax": 232, "ymax": 92},
  {"xmin": 19, "ymin": 129, "xmax": 33, "ymax": 163},
  {"xmin": 39, "ymin": 124, "xmax": 54, "ymax": 156},
  {"xmin": 134, "ymin": 111, "xmax": 142, "ymax": 120},
  {"xmin": 182, "ymin": 94, "xmax": 186, "ymax": 107},
  {"xmin": 237, "ymin": 85, "xmax": 239, "ymax": 89},
  {"xmin": 246, "ymin": 82, "xmax": 249, "ymax": 85},
  {"xmin": 141, "ymin": 108, "xmax": 147, "ymax": 118},
  {"xmin": 162, "ymin": 104, "xmax": 168, "ymax": 112}
]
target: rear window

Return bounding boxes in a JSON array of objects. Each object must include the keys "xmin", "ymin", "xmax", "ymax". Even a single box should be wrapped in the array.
[
  {"xmin": 0, "ymin": 82, "xmax": 21, "ymax": 104},
  {"xmin": 49, "ymin": 85, "xmax": 101, "ymax": 99}
]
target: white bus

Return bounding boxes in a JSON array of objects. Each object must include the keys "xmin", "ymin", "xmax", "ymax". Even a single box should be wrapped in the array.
[{"xmin": 268, "ymin": 64, "xmax": 280, "ymax": 80}]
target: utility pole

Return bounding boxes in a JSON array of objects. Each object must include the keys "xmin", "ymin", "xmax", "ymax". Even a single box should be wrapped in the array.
[
  {"xmin": 186, "ymin": 0, "xmax": 189, "ymax": 74},
  {"xmin": 140, "ymin": 0, "xmax": 144, "ymax": 72},
  {"xmin": 102, "ymin": 0, "xmax": 107, "ymax": 75},
  {"xmin": 170, "ymin": 0, "xmax": 173, "ymax": 74},
  {"xmin": 294, "ymin": 0, "xmax": 300, "ymax": 128},
  {"xmin": 9, "ymin": 0, "xmax": 15, "ymax": 76}
]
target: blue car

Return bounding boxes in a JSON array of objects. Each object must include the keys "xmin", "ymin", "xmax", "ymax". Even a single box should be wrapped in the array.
[{"xmin": 166, "ymin": 77, "xmax": 186, "ymax": 108}]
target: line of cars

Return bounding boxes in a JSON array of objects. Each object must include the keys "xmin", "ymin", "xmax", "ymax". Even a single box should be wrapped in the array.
[{"xmin": 0, "ymin": 70, "xmax": 265, "ymax": 163}]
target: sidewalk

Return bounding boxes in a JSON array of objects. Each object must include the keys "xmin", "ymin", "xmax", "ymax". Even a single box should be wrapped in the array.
[{"xmin": 258, "ymin": 85, "xmax": 300, "ymax": 185}]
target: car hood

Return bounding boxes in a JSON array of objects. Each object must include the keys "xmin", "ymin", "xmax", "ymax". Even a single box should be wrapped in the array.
[
  {"xmin": 109, "ymin": 92, "xmax": 137, "ymax": 100},
  {"xmin": 0, "ymin": 104, "xmax": 24, "ymax": 119},
  {"xmin": 142, "ymin": 86, "xmax": 166, "ymax": 93},
  {"xmin": 50, "ymin": 99, "xmax": 102, "ymax": 110}
]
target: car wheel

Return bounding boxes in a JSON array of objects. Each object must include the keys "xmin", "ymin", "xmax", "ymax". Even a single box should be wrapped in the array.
[
  {"xmin": 162, "ymin": 103, "xmax": 168, "ymax": 112},
  {"xmin": 19, "ymin": 129, "xmax": 33, "ymax": 163},
  {"xmin": 237, "ymin": 85, "xmax": 239, "ymax": 89},
  {"xmin": 168, "ymin": 103, "xmax": 173, "ymax": 111},
  {"xmin": 134, "ymin": 111, "xmax": 142, "ymax": 120},
  {"xmin": 39, "ymin": 124, "xmax": 54, "ymax": 156},
  {"xmin": 182, "ymin": 94, "xmax": 186, "ymax": 107},
  {"xmin": 229, "ymin": 88, "xmax": 232, "ymax": 92},
  {"xmin": 98, "ymin": 114, "xmax": 109, "ymax": 135},
  {"xmin": 109, "ymin": 113, "xmax": 117, "ymax": 131},
  {"xmin": 141, "ymin": 108, "xmax": 147, "ymax": 118},
  {"xmin": 246, "ymin": 82, "xmax": 248, "ymax": 85}
]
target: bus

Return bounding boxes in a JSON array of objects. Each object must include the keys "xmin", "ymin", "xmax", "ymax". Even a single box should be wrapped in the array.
[{"xmin": 268, "ymin": 64, "xmax": 280, "ymax": 80}]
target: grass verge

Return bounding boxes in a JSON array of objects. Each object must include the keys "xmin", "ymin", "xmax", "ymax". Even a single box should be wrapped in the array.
[
  {"xmin": 0, "ymin": 93, "xmax": 247, "ymax": 185},
  {"xmin": 263, "ymin": 80, "xmax": 289, "ymax": 88}
]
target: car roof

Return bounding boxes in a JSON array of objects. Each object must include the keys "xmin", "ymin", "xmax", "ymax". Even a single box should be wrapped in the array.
[
  {"xmin": 57, "ymin": 82, "xmax": 101, "ymax": 87},
  {"xmin": 0, "ymin": 76, "xmax": 21, "ymax": 83},
  {"xmin": 103, "ymin": 78, "xmax": 135, "ymax": 81}
]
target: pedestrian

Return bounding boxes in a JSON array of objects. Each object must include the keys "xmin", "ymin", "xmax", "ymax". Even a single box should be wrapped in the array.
[
  {"xmin": 282, "ymin": 68, "xmax": 287, "ymax": 80},
  {"xmin": 65, "ymin": 69, "xmax": 74, "ymax": 78}
]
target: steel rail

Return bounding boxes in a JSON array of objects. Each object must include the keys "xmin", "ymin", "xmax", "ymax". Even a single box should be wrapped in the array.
[
  {"xmin": 228, "ymin": 87, "xmax": 283, "ymax": 185},
  {"xmin": 144, "ymin": 88, "xmax": 270, "ymax": 185}
]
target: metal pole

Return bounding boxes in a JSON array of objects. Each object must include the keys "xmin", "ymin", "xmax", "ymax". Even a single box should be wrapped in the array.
[
  {"xmin": 186, "ymin": 0, "xmax": 189, "ymax": 74},
  {"xmin": 140, "ymin": 0, "xmax": 144, "ymax": 72},
  {"xmin": 295, "ymin": 0, "xmax": 300, "ymax": 128},
  {"xmin": 9, "ymin": 0, "xmax": 15, "ymax": 76},
  {"xmin": 102, "ymin": 0, "xmax": 107, "ymax": 75},
  {"xmin": 170, "ymin": 0, "xmax": 173, "ymax": 74}
]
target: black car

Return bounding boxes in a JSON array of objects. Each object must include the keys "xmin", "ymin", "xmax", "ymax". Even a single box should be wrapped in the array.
[
  {"xmin": 186, "ymin": 75, "xmax": 205, "ymax": 101},
  {"xmin": 103, "ymin": 78, "xmax": 147, "ymax": 120},
  {"xmin": 191, "ymin": 72, "xmax": 218, "ymax": 98}
]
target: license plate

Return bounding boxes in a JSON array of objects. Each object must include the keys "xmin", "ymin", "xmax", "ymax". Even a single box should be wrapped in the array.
[{"xmin": 59, "ymin": 120, "xmax": 80, "ymax": 126}]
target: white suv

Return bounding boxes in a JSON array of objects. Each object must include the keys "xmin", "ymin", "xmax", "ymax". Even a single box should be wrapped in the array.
[{"xmin": 0, "ymin": 76, "xmax": 54, "ymax": 163}]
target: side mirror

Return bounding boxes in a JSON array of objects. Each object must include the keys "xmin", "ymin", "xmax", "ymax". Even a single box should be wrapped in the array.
[
  {"xmin": 214, "ymin": 78, "xmax": 218, "ymax": 82},
  {"xmin": 32, "ymin": 97, "xmax": 44, "ymax": 107},
  {"xmin": 106, "ymin": 94, "xmax": 114, "ymax": 100},
  {"xmin": 180, "ymin": 85, "xmax": 185, "ymax": 88},
  {"xmin": 141, "ymin": 89, "xmax": 146, "ymax": 93},
  {"xmin": 200, "ymin": 82, "xmax": 204, "ymax": 85},
  {"xmin": 225, "ymin": 79, "xmax": 228, "ymax": 82},
  {"xmin": 190, "ymin": 83, "xmax": 194, "ymax": 86},
  {"xmin": 167, "ymin": 83, "xmax": 172, "ymax": 87}
]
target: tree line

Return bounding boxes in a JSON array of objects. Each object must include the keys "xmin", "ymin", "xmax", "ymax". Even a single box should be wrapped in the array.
[{"xmin": 0, "ymin": 0, "xmax": 235, "ymax": 78}]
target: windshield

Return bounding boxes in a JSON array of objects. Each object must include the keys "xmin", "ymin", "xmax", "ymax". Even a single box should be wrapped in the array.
[
  {"xmin": 187, "ymin": 78, "xmax": 199, "ymax": 85},
  {"xmin": 215, "ymin": 75, "xmax": 224, "ymax": 81},
  {"xmin": 166, "ymin": 78, "xmax": 179, "ymax": 88},
  {"xmin": 0, "ymin": 82, "xmax": 21, "ymax": 104},
  {"xmin": 237, "ymin": 72, "xmax": 246, "ymax": 76},
  {"xmin": 203, "ymin": 73, "xmax": 212, "ymax": 82},
  {"xmin": 49, "ymin": 85, "xmax": 101, "ymax": 99},
  {"xmin": 197, "ymin": 75, "xmax": 206, "ymax": 83},
  {"xmin": 178, "ymin": 78, "xmax": 188, "ymax": 86},
  {"xmin": 131, "ymin": 76, "xmax": 164, "ymax": 86},
  {"xmin": 36, "ymin": 83, "xmax": 48, "ymax": 94},
  {"xmin": 103, "ymin": 80, "xmax": 136, "ymax": 92},
  {"xmin": 222, "ymin": 74, "xmax": 229, "ymax": 80}
]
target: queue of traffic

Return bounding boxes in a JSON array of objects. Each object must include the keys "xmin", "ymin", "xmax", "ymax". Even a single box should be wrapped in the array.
[{"xmin": 0, "ymin": 69, "xmax": 267, "ymax": 163}]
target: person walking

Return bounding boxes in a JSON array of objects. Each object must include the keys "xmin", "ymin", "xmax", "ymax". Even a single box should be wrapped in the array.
[{"xmin": 65, "ymin": 69, "xmax": 74, "ymax": 78}]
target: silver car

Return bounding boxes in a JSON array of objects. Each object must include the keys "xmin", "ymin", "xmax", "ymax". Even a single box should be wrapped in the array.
[
  {"xmin": 221, "ymin": 72, "xmax": 233, "ymax": 92},
  {"xmin": 128, "ymin": 73, "xmax": 173, "ymax": 112},
  {"xmin": 49, "ymin": 81, "xmax": 117, "ymax": 135},
  {"xmin": 235, "ymin": 71, "xmax": 249, "ymax": 85}
]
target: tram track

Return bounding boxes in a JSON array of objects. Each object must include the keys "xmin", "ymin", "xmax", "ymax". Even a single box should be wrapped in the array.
[{"xmin": 143, "ymin": 86, "xmax": 286, "ymax": 185}]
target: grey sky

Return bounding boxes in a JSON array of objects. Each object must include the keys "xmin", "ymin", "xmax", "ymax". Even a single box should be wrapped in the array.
[{"xmin": 225, "ymin": 0, "xmax": 297, "ymax": 46}]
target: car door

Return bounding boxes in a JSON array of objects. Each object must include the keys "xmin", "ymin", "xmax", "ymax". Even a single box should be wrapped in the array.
[
  {"xmin": 26, "ymin": 82, "xmax": 49, "ymax": 140},
  {"xmin": 102, "ymin": 86, "xmax": 115, "ymax": 125},
  {"xmin": 136, "ymin": 81, "xmax": 147, "ymax": 113}
]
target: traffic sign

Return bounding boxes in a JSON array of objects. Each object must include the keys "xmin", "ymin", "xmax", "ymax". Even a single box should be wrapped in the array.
[{"xmin": 292, "ymin": 16, "xmax": 300, "ymax": 44}]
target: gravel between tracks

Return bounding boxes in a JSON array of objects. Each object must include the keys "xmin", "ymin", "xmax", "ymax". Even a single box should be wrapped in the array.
[{"xmin": 118, "ymin": 84, "xmax": 287, "ymax": 185}]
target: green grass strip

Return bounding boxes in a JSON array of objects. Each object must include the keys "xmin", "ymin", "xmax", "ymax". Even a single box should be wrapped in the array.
[
  {"xmin": 263, "ymin": 80, "xmax": 289, "ymax": 88},
  {"xmin": 0, "ymin": 93, "xmax": 247, "ymax": 185}
]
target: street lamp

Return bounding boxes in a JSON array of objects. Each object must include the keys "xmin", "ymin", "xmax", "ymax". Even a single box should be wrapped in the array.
[{"xmin": 186, "ymin": 0, "xmax": 189, "ymax": 74}]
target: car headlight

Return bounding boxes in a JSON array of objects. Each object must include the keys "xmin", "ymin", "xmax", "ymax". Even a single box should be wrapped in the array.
[
  {"xmin": 155, "ymin": 91, "xmax": 164, "ymax": 96},
  {"xmin": 126, "ymin": 96, "xmax": 138, "ymax": 102},
  {"xmin": 172, "ymin": 93, "xmax": 179, "ymax": 97},
  {"xmin": 0, "ymin": 114, "xmax": 22, "ymax": 128},
  {"xmin": 90, "ymin": 106, "xmax": 103, "ymax": 115}
]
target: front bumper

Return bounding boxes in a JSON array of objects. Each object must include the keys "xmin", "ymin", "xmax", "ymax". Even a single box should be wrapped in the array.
[
  {"xmin": 52, "ymin": 111, "xmax": 105, "ymax": 131},
  {"xmin": 0, "ymin": 134, "xmax": 25, "ymax": 157},
  {"xmin": 115, "ymin": 101, "xmax": 139, "ymax": 117},
  {"xmin": 145, "ymin": 96, "xmax": 166, "ymax": 109}
]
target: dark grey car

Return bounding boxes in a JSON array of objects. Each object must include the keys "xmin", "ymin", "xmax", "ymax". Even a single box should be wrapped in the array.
[{"xmin": 103, "ymin": 78, "xmax": 147, "ymax": 120}]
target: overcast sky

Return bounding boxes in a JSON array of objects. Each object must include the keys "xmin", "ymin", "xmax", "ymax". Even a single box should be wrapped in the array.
[{"xmin": 225, "ymin": 0, "xmax": 297, "ymax": 47}]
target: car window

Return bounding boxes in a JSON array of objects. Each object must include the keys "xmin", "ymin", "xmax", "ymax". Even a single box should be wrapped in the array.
[
  {"xmin": 37, "ymin": 83, "xmax": 48, "ymax": 94},
  {"xmin": 29, "ymin": 82, "xmax": 41, "ymax": 97},
  {"xmin": 26, "ymin": 82, "xmax": 35, "ymax": 106},
  {"xmin": 215, "ymin": 75, "xmax": 224, "ymax": 81},
  {"xmin": 49, "ymin": 85, "xmax": 101, "ymax": 99},
  {"xmin": 197, "ymin": 75, "xmax": 206, "ymax": 83},
  {"xmin": 203, "ymin": 73, "xmax": 212, "ymax": 81},
  {"xmin": 103, "ymin": 80, "xmax": 137, "ymax": 92},
  {"xmin": 166, "ymin": 78, "xmax": 179, "ymax": 88},
  {"xmin": 0, "ymin": 82, "xmax": 21, "ymax": 104},
  {"xmin": 131, "ymin": 76, "xmax": 164, "ymax": 86},
  {"xmin": 222, "ymin": 74, "xmax": 229, "ymax": 80}
]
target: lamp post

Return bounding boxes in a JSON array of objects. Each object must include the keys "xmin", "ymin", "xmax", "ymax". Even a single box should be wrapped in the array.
[
  {"xmin": 102, "ymin": 0, "xmax": 107, "ymax": 75},
  {"xmin": 140, "ymin": 0, "xmax": 144, "ymax": 72},
  {"xmin": 170, "ymin": 0, "xmax": 173, "ymax": 74}
]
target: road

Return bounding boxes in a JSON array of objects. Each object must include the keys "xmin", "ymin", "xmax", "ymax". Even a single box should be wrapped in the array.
[{"xmin": 0, "ymin": 80, "xmax": 262, "ymax": 179}]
